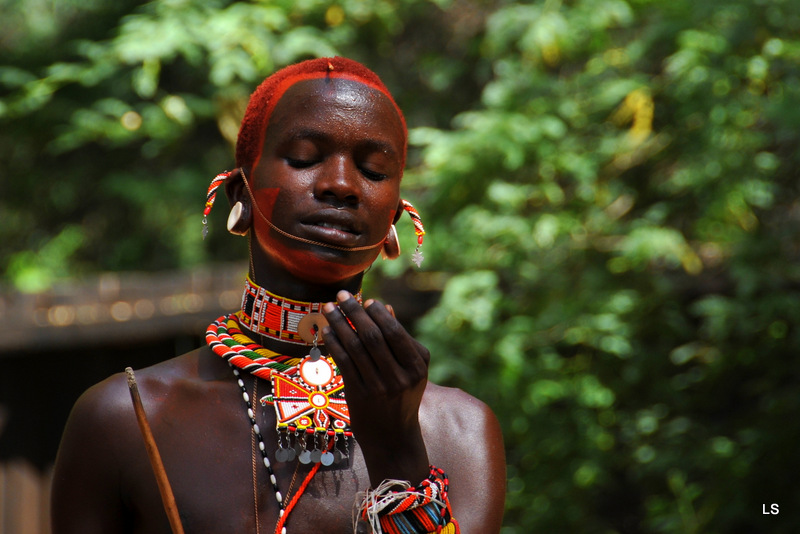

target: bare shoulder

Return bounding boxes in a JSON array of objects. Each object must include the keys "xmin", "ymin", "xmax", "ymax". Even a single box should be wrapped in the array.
[
  {"xmin": 66, "ymin": 349, "xmax": 203, "ymax": 426},
  {"xmin": 55, "ymin": 348, "xmax": 206, "ymax": 470},
  {"xmin": 420, "ymin": 382, "xmax": 500, "ymax": 437},
  {"xmin": 51, "ymin": 348, "xmax": 207, "ymax": 534}
]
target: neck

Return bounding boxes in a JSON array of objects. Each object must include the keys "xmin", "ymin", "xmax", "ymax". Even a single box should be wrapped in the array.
[{"xmin": 248, "ymin": 239, "xmax": 365, "ymax": 303}]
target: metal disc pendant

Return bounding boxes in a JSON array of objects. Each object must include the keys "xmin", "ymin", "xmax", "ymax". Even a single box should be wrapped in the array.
[
  {"xmin": 275, "ymin": 447, "xmax": 289, "ymax": 462},
  {"xmin": 310, "ymin": 450, "xmax": 322, "ymax": 464},
  {"xmin": 299, "ymin": 450, "xmax": 312, "ymax": 464},
  {"xmin": 333, "ymin": 449, "xmax": 344, "ymax": 464},
  {"xmin": 298, "ymin": 313, "xmax": 329, "ymax": 345},
  {"xmin": 309, "ymin": 346, "xmax": 322, "ymax": 362},
  {"xmin": 321, "ymin": 451, "xmax": 334, "ymax": 466},
  {"xmin": 284, "ymin": 447, "xmax": 296, "ymax": 462}
]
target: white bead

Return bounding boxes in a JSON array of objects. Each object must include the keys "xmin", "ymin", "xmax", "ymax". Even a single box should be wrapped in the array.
[
  {"xmin": 248, "ymin": 408, "xmax": 254, "ymax": 419},
  {"xmin": 275, "ymin": 491, "xmax": 283, "ymax": 502},
  {"xmin": 281, "ymin": 528, "xmax": 286, "ymax": 534},
  {"xmin": 243, "ymin": 392, "xmax": 250, "ymax": 403},
  {"xmin": 233, "ymin": 369, "xmax": 240, "ymax": 376},
  {"xmin": 259, "ymin": 442, "xmax": 265, "ymax": 451},
  {"xmin": 237, "ymin": 379, "xmax": 245, "ymax": 387},
  {"xmin": 253, "ymin": 424, "xmax": 261, "ymax": 435},
  {"xmin": 279, "ymin": 509, "xmax": 285, "ymax": 517},
  {"xmin": 270, "ymin": 474, "xmax": 277, "ymax": 485}
]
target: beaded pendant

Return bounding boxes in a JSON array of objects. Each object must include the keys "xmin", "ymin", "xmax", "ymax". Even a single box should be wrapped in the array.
[
  {"xmin": 261, "ymin": 351, "xmax": 352, "ymax": 466},
  {"xmin": 206, "ymin": 311, "xmax": 353, "ymax": 466}
]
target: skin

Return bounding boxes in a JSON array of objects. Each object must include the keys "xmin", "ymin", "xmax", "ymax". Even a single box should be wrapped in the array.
[{"xmin": 51, "ymin": 78, "xmax": 506, "ymax": 533}]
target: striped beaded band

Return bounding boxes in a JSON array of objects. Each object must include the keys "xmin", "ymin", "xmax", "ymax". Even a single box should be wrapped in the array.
[
  {"xmin": 202, "ymin": 170, "xmax": 233, "ymax": 239},
  {"xmin": 206, "ymin": 314, "xmax": 300, "ymax": 379},
  {"xmin": 401, "ymin": 199, "xmax": 425, "ymax": 246}
]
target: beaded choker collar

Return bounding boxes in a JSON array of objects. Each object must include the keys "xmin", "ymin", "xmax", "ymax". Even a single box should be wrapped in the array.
[{"xmin": 237, "ymin": 275, "xmax": 361, "ymax": 345}]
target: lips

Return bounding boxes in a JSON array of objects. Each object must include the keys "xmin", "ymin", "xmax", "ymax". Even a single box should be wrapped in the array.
[{"xmin": 300, "ymin": 209, "xmax": 364, "ymax": 247}]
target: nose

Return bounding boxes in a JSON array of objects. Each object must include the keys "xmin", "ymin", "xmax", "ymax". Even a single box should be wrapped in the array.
[{"xmin": 313, "ymin": 154, "xmax": 361, "ymax": 208}]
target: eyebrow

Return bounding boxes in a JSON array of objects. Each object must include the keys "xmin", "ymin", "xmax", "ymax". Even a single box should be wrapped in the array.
[{"xmin": 285, "ymin": 128, "xmax": 399, "ymax": 157}]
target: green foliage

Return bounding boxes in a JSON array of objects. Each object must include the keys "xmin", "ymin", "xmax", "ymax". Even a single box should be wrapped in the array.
[
  {"xmin": 3, "ymin": 0, "xmax": 799, "ymax": 531},
  {"xmin": 411, "ymin": 0, "xmax": 800, "ymax": 531}
]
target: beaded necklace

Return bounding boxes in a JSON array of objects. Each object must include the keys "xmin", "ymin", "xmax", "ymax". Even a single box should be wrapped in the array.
[
  {"xmin": 238, "ymin": 274, "xmax": 362, "ymax": 345},
  {"xmin": 205, "ymin": 281, "xmax": 355, "ymax": 533}
]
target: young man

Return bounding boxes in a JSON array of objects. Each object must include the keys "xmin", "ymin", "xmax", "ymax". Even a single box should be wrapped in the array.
[{"xmin": 51, "ymin": 57, "xmax": 506, "ymax": 534}]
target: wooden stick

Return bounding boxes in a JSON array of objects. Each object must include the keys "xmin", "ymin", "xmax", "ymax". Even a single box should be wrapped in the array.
[{"xmin": 125, "ymin": 367, "xmax": 185, "ymax": 534}]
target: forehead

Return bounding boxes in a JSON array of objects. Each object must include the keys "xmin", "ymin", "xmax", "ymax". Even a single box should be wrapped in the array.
[{"xmin": 263, "ymin": 78, "xmax": 406, "ymax": 150}]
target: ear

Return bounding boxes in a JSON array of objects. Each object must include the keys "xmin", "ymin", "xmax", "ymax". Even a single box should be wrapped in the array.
[
  {"xmin": 392, "ymin": 199, "xmax": 404, "ymax": 224},
  {"xmin": 223, "ymin": 168, "xmax": 252, "ymax": 236},
  {"xmin": 224, "ymin": 167, "xmax": 249, "ymax": 208}
]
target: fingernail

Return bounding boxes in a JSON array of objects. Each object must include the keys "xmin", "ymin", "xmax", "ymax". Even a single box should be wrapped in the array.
[
  {"xmin": 364, "ymin": 299, "xmax": 375, "ymax": 308},
  {"xmin": 322, "ymin": 302, "xmax": 336, "ymax": 313},
  {"xmin": 336, "ymin": 290, "xmax": 351, "ymax": 303}
]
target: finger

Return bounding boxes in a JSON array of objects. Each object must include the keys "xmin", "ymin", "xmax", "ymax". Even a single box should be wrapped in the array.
[
  {"xmin": 333, "ymin": 291, "xmax": 402, "ymax": 382},
  {"xmin": 363, "ymin": 299, "xmax": 430, "ymax": 374},
  {"xmin": 363, "ymin": 299, "xmax": 395, "ymax": 319},
  {"xmin": 321, "ymin": 297, "xmax": 384, "ymax": 388},
  {"xmin": 320, "ymin": 310, "xmax": 364, "ymax": 388}
]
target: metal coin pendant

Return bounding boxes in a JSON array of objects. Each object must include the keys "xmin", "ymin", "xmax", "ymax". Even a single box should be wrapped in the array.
[
  {"xmin": 333, "ymin": 449, "xmax": 344, "ymax": 464},
  {"xmin": 321, "ymin": 451, "xmax": 335, "ymax": 466},
  {"xmin": 298, "ymin": 313, "xmax": 329, "ymax": 345},
  {"xmin": 310, "ymin": 449, "xmax": 322, "ymax": 464},
  {"xmin": 299, "ymin": 450, "xmax": 312, "ymax": 464}
]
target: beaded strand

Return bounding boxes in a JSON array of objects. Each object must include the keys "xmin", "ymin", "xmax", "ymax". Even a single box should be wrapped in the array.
[{"xmin": 232, "ymin": 367, "xmax": 285, "ymax": 514}]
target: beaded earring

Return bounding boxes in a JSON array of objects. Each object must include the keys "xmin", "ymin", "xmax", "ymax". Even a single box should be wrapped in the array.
[
  {"xmin": 401, "ymin": 199, "xmax": 426, "ymax": 267},
  {"xmin": 202, "ymin": 170, "xmax": 234, "ymax": 239}
]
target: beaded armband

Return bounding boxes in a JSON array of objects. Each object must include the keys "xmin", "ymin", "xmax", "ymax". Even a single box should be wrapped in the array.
[{"xmin": 358, "ymin": 465, "xmax": 460, "ymax": 534}]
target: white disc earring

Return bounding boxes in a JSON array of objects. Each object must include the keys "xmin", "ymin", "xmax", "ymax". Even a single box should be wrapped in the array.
[{"xmin": 227, "ymin": 201, "xmax": 250, "ymax": 236}]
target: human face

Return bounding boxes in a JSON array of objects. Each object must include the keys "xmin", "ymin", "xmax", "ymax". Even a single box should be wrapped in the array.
[{"xmin": 248, "ymin": 78, "xmax": 405, "ymax": 285}]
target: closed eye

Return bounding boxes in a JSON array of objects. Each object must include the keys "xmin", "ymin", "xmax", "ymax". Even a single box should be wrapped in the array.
[
  {"xmin": 286, "ymin": 157, "xmax": 318, "ymax": 169},
  {"xmin": 360, "ymin": 167, "xmax": 388, "ymax": 181}
]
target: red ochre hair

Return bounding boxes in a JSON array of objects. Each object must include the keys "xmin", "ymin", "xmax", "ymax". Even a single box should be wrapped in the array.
[{"xmin": 235, "ymin": 56, "xmax": 408, "ymax": 173}]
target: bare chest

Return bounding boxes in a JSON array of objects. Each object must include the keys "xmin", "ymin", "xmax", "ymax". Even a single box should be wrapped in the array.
[{"xmin": 125, "ymin": 379, "xmax": 371, "ymax": 533}]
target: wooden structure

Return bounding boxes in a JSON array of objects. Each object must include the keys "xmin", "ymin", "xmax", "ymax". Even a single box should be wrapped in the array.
[{"xmin": 0, "ymin": 262, "xmax": 247, "ymax": 534}]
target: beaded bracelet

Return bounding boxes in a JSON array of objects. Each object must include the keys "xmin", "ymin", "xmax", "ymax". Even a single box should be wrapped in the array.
[{"xmin": 357, "ymin": 465, "xmax": 460, "ymax": 534}]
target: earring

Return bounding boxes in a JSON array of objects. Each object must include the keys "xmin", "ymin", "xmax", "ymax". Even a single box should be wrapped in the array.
[
  {"xmin": 227, "ymin": 201, "xmax": 250, "ymax": 236},
  {"xmin": 202, "ymin": 170, "xmax": 234, "ymax": 239},
  {"xmin": 401, "ymin": 200, "xmax": 426, "ymax": 267},
  {"xmin": 380, "ymin": 225, "xmax": 401, "ymax": 260}
]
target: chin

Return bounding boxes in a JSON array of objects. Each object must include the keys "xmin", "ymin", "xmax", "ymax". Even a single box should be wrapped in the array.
[{"xmin": 260, "ymin": 234, "xmax": 377, "ymax": 285}]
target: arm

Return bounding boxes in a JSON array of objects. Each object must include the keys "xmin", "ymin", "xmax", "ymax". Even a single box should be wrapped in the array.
[
  {"xmin": 51, "ymin": 375, "xmax": 131, "ymax": 534},
  {"xmin": 422, "ymin": 387, "xmax": 506, "ymax": 533},
  {"xmin": 322, "ymin": 291, "xmax": 430, "ymax": 487},
  {"xmin": 322, "ymin": 292, "xmax": 507, "ymax": 532}
]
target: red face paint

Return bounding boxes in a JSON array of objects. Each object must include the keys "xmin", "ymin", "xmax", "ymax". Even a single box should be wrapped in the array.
[{"xmin": 250, "ymin": 187, "xmax": 385, "ymax": 284}]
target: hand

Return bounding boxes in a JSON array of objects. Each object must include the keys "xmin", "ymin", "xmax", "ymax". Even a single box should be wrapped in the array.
[{"xmin": 322, "ymin": 290, "xmax": 430, "ymax": 485}]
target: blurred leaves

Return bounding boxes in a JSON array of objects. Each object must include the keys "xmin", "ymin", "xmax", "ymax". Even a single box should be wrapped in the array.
[{"xmin": 2, "ymin": 0, "xmax": 800, "ymax": 532}]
